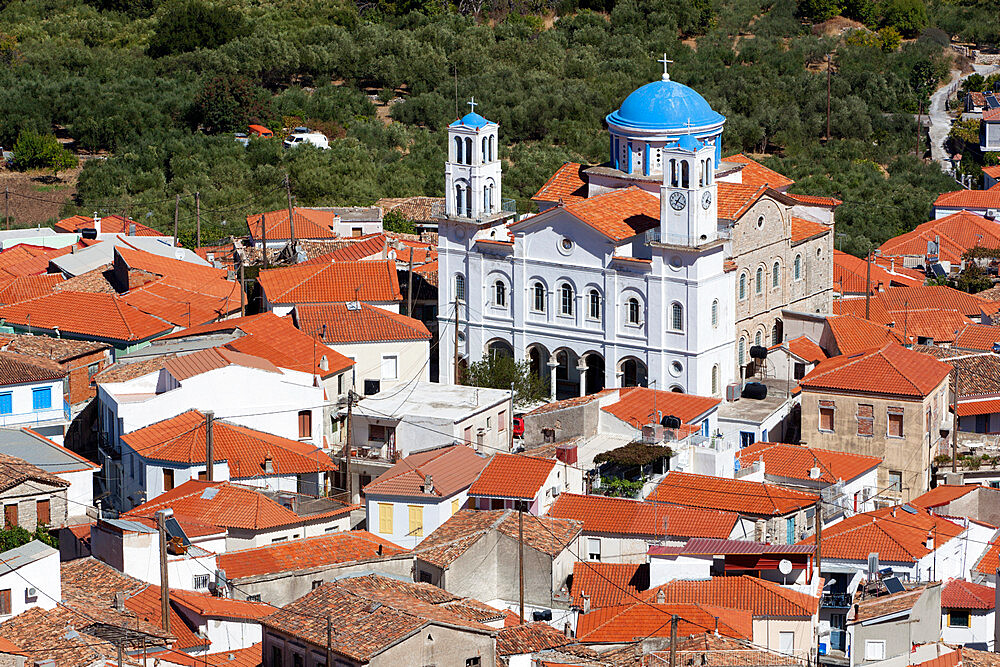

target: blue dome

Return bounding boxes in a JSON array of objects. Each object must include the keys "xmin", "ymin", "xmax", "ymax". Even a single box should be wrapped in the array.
[
  {"xmin": 451, "ymin": 112, "xmax": 492, "ymax": 129},
  {"xmin": 675, "ymin": 134, "xmax": 703, "ymax": 152},
  {"xmin": 606, "ymin": 79, "xmax": 725, "ymax": 131}
]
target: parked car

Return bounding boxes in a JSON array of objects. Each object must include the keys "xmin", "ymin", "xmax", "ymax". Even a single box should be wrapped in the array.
[
  {"xmin": 248, "ymin": 124, "xmax": 273, "ymax": 138},
  {"xmin": 283, "ymin": 132, "xmax": 330, "ymax": 150},
  {"xmin": 512, "ymin": 417, "xmax": 524, "ymax": 438}
]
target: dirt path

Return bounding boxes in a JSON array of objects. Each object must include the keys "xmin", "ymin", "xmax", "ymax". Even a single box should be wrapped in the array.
[{"xmin": 0, "ymin": 166, "xmax": 81, "ymax": 228}]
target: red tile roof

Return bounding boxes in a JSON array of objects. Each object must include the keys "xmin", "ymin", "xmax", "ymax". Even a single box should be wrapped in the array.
[
  {"xmin": 879, "ymin": 211, "xmax": 1000, "ymax": 264},
  {"xmin": 56, "ymin": 214, "xmax": 164, "ymax": 236},
  {"xmin": 556, "ymin": 186, "xmax": 660, "ymax": 243},
  {"xmin": 121, "ymin": 409, "xmax": 337, "ymax": 478},
  {"xmin": 532, "ymin": 162, "xmax": 589, "ymax": 204},
  {"xmin": 974, "ymin": 538, "xmax": 1000, "ymax": 575},
  {"xmin": 934, "ymin": 190, "xmax": 1000, "ymax": 210},
  {"xmin": 164, "ymin": 346, "xmax": 281, "ymax": 380},
  {"xmin": 957, "ymin": 398, "xmax": 1000, "ymax": 416},
  {"xmin": 798, "ymin": 505, "xmax": 963, "ymax": 562},
  {"xmin": 725, "ymin": 154, "xmax": 795, "ymax": 189},
  {"xmin": 123, "ymin": 585, "xmax": 208, "ymax": 650},
  {"xmin": 0, "ymin": 274, "xmax": 63, "ymax": 304},
  {"xmin": 786, "ymin": 193, "xmax": 843, "ymax": 207},
  {"xmin": 736, "ymin": 442, "xmax": 880, "ymax": 484},
  {"xmin": 547, "ymin": 493, "xmax": 738, "ymax": 539},
  {"xmin": 496, "ymin": 621, "xmax": 586, "ymax": 657},
  {"xmin": 649, "ymin": 471, "xmax": 818, "ymax": 517},
  {"xmin": 825, "ymin": 314, "xmax": 909, "ymax": 355},
  {"xmin": 570, "ymin": 561, "xmax": 647, "ymax": 609},
  {"xmin": 941, "ymin": 578, "xmax": 995, "ymax": 610},
  {"xmin": 643, "ymin": 575, "xmax": 819, "ymax": 617},
  {"xmin": 157, "ymin": 312, "xmax": 354, "ymax": 378},
  {"xmin": 954, "ymin": 324, "xmax": 1000, "ymax": 352},
  {"xmin": 364, "ymin": 444, "xmax": 487, "ymax": 499},
  {"xmin": 909, "ymin": 484, "xmax": 981, "ymax": 509},
  {"xmin": 601, "ymin": 386, "xmax": 719, "ymax": 430},
  {"xmin": 717, "ymin": 182, "xmax": 767, "ymax": 221},
  {"xmin": 116, "ymin": 245, "xmax": 228, "ymax": 284},
  {"xmin": 786, "ymin": 335, "xmax": 826, "ymax": 363},
  {"xmin": 258, "ymin": 260, "xmax": 401, "ymax": 305},
  {"xmin": 0, "ymin": 291, "xmax": 173, "ymax": 343},
  {"xmin": 218, "ymin": 530, "xmax": 406, "ymax": 579},
  {"xmin": 799, "ymin": 342, "xmax": 951, "ymax": 399},
  {"xmin": 303, "ymin": 235, "xmax": 385, "ymax": 263},
  {"xmin": 125, "ymin": 479, "xmax": 355, "ymax": 531},
  {"xmin": 831, "ymin": 297, "xmax": 897, "ymax": 324},
  {"xmin": 790, "ymin": 217, "xmax": 830, "ymax": 244},
  {"xmin": 0, "ymin": 244, "xmax": 75, "ymax": 278},
  {"xmin": 0, "ymin": 351, "xmax": 65, "ymax": 387},
  {"xmin": 246, "ymin": 207, "xmax": 339, "ymax": 242},
  {"xmin": 294, "ymin": 302, "xmax": 430, "ymax": 344},
  {"xmin": 168, "ymin": 588, "xmax": 273, "ymax": 620},
  {"xmin": 575, "ymin": 603, "xmax": 752, "ymax": 644},
  {"xmin": 164, "ymin": 644, "xmax": 262, "ymax": 667},
  {"xmin": 833, "ymin": 250, "xmax": 925, "ymax": 295},
  {"xmin": 468, "ymin": 453, "xmax": 555, "ymax": 500},
  {"xmin": 885, "ymin": 308, "xmax": 972, "ymax": 343},
  {"xmin": 984, "ymin": 166, "xmax": 1000, "ymax": 179}
]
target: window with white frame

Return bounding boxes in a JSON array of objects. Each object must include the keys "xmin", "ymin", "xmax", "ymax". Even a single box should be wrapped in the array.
[
  {"xmin": 865, "ymin": 641, "xmax": 885, "ymax": 661},
  {"xmin": 670, "ymin": 303, "xmax": 683, "ymax": 331},
  {"xmin": 560, "ymin": 283, "xmax": 574, "ymax": 315},
  {"xmin": 587, "ymin": 537, "xmax": 601, "ymax": 561},
  {"xmin": 588, "ymin": 289, "xmax": 601, "ymax": 319},
  {"xmin": 711, "ymin": 300, "xmax": 719, "ymax": 327},
  {"xmin": 627, "ymin": 297, "xmax": 640, "ymax": 325},
  {"xmin": 494, "ymin": 280, "xmax": 506, "ymax": 307},
  {"xmin": 381, "ymin": 355, "xmax": 398, "ymax": 380},
  {"xmin": 193, "ymin": 574, "xmax": 210, "ymax": 589},
  {"xmin": 532, "ymin": 282, "xmax": 545, "ymax": 312},
  {"xmin": 455, "ymin": 274, "xmax": 466, "ymax": 302}
]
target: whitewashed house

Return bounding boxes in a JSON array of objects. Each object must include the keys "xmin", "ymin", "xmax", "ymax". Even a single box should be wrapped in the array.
[
  {"xmin": 0, "ymin": 541, "xmax": 60, "ymax": 620},
  {"xmin": 939, "ymin": 579, "xmax": 995, "ymax": 650},
  {"xmin": 0, "ymin": 353, "xmax": 68, "ymax": 431},
  {"xmin": 0, "ymin": 429, "xmax": 95, "ymax": 524}
]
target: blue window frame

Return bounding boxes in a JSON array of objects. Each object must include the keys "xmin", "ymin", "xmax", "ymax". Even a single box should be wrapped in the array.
[
  {"xmin": 32, "ymin": 387, "xmax": 51, "ymax": 410},
  {"xmin": 0, "ymin": 394, "xmax": 11, "ymax": 415},
  {"xmin": 740, "ymin": 431, "xmax": 755, "ymax": 448},
  {"xmin": 786, "ymin": 517, "xmax": 795, "ymax": 544}
]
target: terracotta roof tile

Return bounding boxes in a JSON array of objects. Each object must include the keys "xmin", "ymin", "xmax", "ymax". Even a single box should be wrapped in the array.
[
  {"xmin": 790, "ymin": 217, "xmax": 830, "ymax": 244},
  {"xmin": 832, "ymin": 251, "xmax": 924, "ymax": 295},
  {"xmin": 497, "ymin": 621, "xmax": 588, "ymax": 657},
  {"xmin": 364, "ymin": 444, "xmax": 487, "ymax": 499},
  {"xmin": 725, "ymin": 154, "xmax": 795, "ymax": 189},
  {"xmin": 547, "ymin": 493, "xmax": 738, "ymax": 539},
  {"xmin": 602, "ymin": 386, "xmax": 719, "ymax": 429},
  {"xmin": 246, "ymin": 208, "xmax": 339, "ymax": 242},
  {"xmin": 717, "ymin": 183, "xmax": 767, "ymax": 221},
  {"xmin": 0, "ymin": 350, "xmax": 64, "ymax": 386},
  {"xmin": 526, "ymin": 389, "xmax": 616, "ymax": 416},
  {"xmin": 648, "ymin": 471, "xmax": 818, "ymax": 516},
  {"xmin": 125, "ymin": 480, "xmax": 355, "ymax": 531},
  {"xmin": 0, "ymin": 244, "xmax": 75, "ymax": 278},
  {"xmin": 910, "ymin": 484, "xmax": 981, "ymax": 509},
  {"xmin": 218, "ymin": 530, "xmax": 406, "ymax": 580},
  {"xmin": 786, "ymin": 335, "xmax": 827, "ymax": 363},
  {"xmin": 974, "ymin": 537, "xmax": 1000, "ymax": 575},
  {"xmin": 885, "ymin": 308, "xmax": 971, "ymax": 343},
  {"xmin": 0, "ymin": 291, "xmax": 172, "ymax": 343},
  {"xmin": 163, "ymin": 346, "xmax": 281, "ymax": 381},
  {"xmin": 376, "ymin": 196, "xmax": 444, "ymax": 222},
  {"xmin": 262, "ymin": 575, "xmax": 495, "ymax": 662},
  {"xmin": 853, "ymin": 584, "xmax": 935, "ymax": 621},
  {"xmin": 799, "ymin": 506, "xmax": 962, "ymax": 562},
  {"xmin": 0, "ymin": 451, "xmax": 70, "ymax": 491},
  {"xmin": 785, "ymin": 193, "xmax": 842, "ymax": 207},
  {"xmin": 575, "ymin": 603, "xmax": 753, "ymax": 644},
  {"xmin": 468, "ymin": 453, "xmax": 556, "ymax": 500},
  {"xmin": 0, "ymin": 333, "xmax": 107, "ymax": 361},
  {"xmin": 123, "ymin": 585, "xmax": 208, "ymax": 650},
  {"xmin": 168, "ymin": 588, "xmax": 274, "ymax": 620},
  {"xmin": 532, "ymin": 163, "xmax": 589, "ymax": 204},
  {"xmin": 94, "ymin": 355, "xmax": 174, "ymax": 383},
  {"xmin": 552, "ymin": 186, "xmax": 659, "ymax": 243},
  {"xmin": 258, "ymin": 260, "xmax": 401, "ymax": 305},
  {"xmin": 642, "ymin": 575, "xmax": 819, "ymax": 617},
  {"xmin": 414, "ymin": 509, "xmax": 581, "ymax": 567},
  {"xmin": 800, "ymin": 342, "xmax": 951, "ymax": 398},
  {"xmin": 941, "ymin": 578, "xmax": 995, "ymax": 609},
  {"xmin": 164, "ymin": 644, "xmax": 262, "ymax": 667},
  {"xmin": 295, "ymin": 302, "xmax": 430, "ymax": 344},
  {"xmin": 984, "ymin": 166, "xmax": 1000, "ymax": 179},
  {"xmin": 879, "ymin": 211, "xmax": 1000, "ymax": 265},
  {"xmin": 0, "ymin": 606, "xmax": 135, "ymax": 667},
  {"xmin": 935, "ymin": 190, "xmax": 1000, "ymax": 209},
  {"xmin": 825, "ymin": 314, "xmax": 909, "ymax": 354},
  {"xmin": 122, "ymin": 409, "xmax": 337, "ymax": 478},
  {"xmin": 954, "ymin": 324, "xmax": 1000, "ymax": 352},
  {"xmin": 56, "ymin": 214, "xmax": 164, "ymax": 236},
  {"xmin": 116, "ymin": 245, "xmax": 227, "ymax": 284},
  {"xmin": 570, "ymin": 561, "xmax": 647, "ymax": 608},
  {"xmin": 0, "ymin": 274, "xmax": 63, "ymax": 304},
  {"xmin": 735, "ymin": 442, "xmax": 880, "ymax": 484}
]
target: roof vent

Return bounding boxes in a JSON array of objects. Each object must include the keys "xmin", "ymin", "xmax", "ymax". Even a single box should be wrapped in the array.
[
  {"xmin": 808, "ymin": 467, "xmax": 821, "ymax": 479},
  {"xmin": 319, "ymin": 355, "xmax": 329, "ymax": 371},
  {"xmin": 655, "ymin": 589, "xmax": 665, "ymax": 604},
  {"xmin": 421, "ymin": 475, "xmax": 434, "ymax": 494},
  {"xmin": 346, "ymin": 301, "xmax": 361, "ymax": 311},
  {"xmin": 263, "ymin": 456, "xmax": 275, "ymax": 474}
]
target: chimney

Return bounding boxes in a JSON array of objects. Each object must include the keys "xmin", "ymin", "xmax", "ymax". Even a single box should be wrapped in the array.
[
  {"xmin": 205, "ymin": 411, "xmax": 215, "ymax": 481},
  {"xmin": 656, "ymin": 588, "xmax": 666, "ymax": 604},
  {"xmin": 263, "ymin": 456, "xmax": 274, "ymax": 474},
  {"xmin": 581, "ymin": 592, "xmax": 590, "ymax": 614},
  {"xmin": 564, "ymin": 622, "xmax": 572, "ymax": 638},
  {"xmin": 93, "ymin": 211, "xmax": 101, "ymax": 236},
  {"xmin": 715, "ymin": 616, "xmax": 720, "ymax": 635},
  {"xmin": 129, "ymin": 222, "xmax": 136, "ymax": 236},
  {"xmin": 112, "ymin": 591, "xmax": 125, "ymax": 611},
  {"xmin": 926, "ymin": 530, "xmax": 934, "ymax": 551},
  {"xmin": 422, "ymin": 475, "xmax": 434, "ymax": 494}
]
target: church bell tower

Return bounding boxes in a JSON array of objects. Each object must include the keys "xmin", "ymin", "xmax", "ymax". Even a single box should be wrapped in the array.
[{"xmin": 445, "ymin": 98, "xmax": 503, "ymax": 221}]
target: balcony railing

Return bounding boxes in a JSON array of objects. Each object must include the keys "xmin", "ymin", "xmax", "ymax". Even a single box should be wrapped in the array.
[
  {"xmin": 645, "ymin": 227, "xmax": 730, "ymax": 247},
  {"xmin": 431, "ymin": 198, "xmax": 517, "ymax": 220},
  {"xmin": 0, "ymin": 405, "xmax": 70, "ymax": 427},
  {"xmin": 821, "ymin": 593, "xmax": 853, "ymax": 608}
]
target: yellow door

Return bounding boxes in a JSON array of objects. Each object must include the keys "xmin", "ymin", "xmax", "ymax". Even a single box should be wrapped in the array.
[
  {"xmin": 452, "ymin": 497, "xmax": 461, "ymax": 515},
  {"xmin": 408, "ymin": 505, "xmax": 423, "ymax": 538},
  {"xmin": 378, "ymin": 503, "xmax": 393, "ymax": 534}
]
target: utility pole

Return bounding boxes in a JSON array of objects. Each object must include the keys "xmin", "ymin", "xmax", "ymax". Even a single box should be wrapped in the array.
[
  {"xmin": 952, "ymin": 366, "xmax": 960, "ymax": 473},
  {"xmin": 669, "ymin": 615, "xmax": 679, "ymax": 667},
  {"xmin": 261, "ymin": 214, "xmax": 269, "ymax": 269},
  {"xmin": 156, "ymin": 509, "xmax": 172, "ymax": 634},
  {"xmin": 345, "ymin": 391, "xmax": 354, "ymax": 504},
  {"xmin": 826, "ymin": 53, "xmax": 832, "ymax": 142},
  {"xmin": 205, "ymin": 411, "xmax": 214, "ymax": 481},
  {"xmin": 3, "ymin": 187, "xmax": 8, "ymax": 231},
  {"xmin": 195, "ymin": 191, "xmax": 201, "ymax": 248},
  {"xmin": 173, "ymin": 195, "xmax": 180, "ymax": 242},
  {"xmin": 509, "ymin": 381, "xmax": 515, "ymax": 452},
  {"xmin": 406, "ymin": 251, "xmax": 415, "ymax": 317},
  {"xmin": 865, "ymin": 249, "xmax": 872, "ymax": 320},
  {"xmin": 454, "ymin": 301, "xmax": 460, "ymax": 385},
  {"xmin": 239, "ymin": 260, "xmax": 246, "ymax": 316},
  {"xmin": 518, "ymin": 501, "xmax": 525, "ymax": 625},
  {"xmin": 326, "ymin": 613, "xmax": 334, "ymax": 667},
  {"xmin": 285, "ymin": 174, "xmax": 296, "ymax": 250},
  {"xmin": 815, "ymin": 503, "xmax": 822, "ymax": 574},
  {"xmin": 916, "ymin": 100, "xmax": 922, "ymax": 159}
]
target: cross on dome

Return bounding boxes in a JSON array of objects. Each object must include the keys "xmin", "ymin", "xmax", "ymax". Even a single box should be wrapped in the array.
[
  {"xmin": 468, "ymin": 97, "xmax": 478, "ymax": 113},
  {"xmin": 658, "ymin": 54, "xmax": 673, "ymax": 82}
]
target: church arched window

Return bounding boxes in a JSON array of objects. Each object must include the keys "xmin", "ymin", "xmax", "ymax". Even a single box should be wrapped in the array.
[
  {"xmin": 464, "ymin": 137, "xmax": 473, "ymax": 165},
  {"xmin": 755, "ymin": 330, "xmax": 762, "ymax": 347},
  {"xmin": 589, "ymin": 289, "xmax": 602, "ymax": 320},
  {"xmin": 482, "ymin": 137, "xmax": 488, "ymax": 163},
  {"xmin": 532, "ymin": 282, "xmax": 546, "ymax": 312},
  {"xmin": 711, "ymin": 300, "xmax": 719, "ymax": 327},
  {"xmin": 794, "ymin": 254, "xmax": 802, "ymax": 280},
  {"xmin": 494, "ymin": 280, "xmax": 506, "ymax": 307},
  {"xmin": 755, "ymin": 267, "xmax": 763, "ymax": 295},
  {"xmin": 627, "ymin": 298, "xmax": 640, "ymax": 324},
  {"xmin": 670, "ymin": 302, "xmax": 683, "ymax": 331},
  {"xmin": 559, "ymin": 283, "xmax": 574, "ymax": 316},
  {"xmin": 455, "ymin": 274, "xmax": 466, "ymax": 302},
  {"xmin": 670, "ymin": 159, "xmax": 678, "ymax": 187},
  {"xmin": 490, "ymin": 136, "xmax": 495, "ymax": 161},
  {"xmin": 706, "ymin": 158, "xmax": 713, "ymax": 184},
  {"xmin": 699, "ymin": 160, "xmax": 705, "ymax": 187},
  {"xmin": 711, "ymin": 365, "xmax": 719, "ymax": 396},
  {"xmin": 772, "ymin": 261, "xmax": 780, "ymax": 288},
  {"xmin": 454, "ymin": 136, "xmax": 463, "ymax": 163},
  {"xmin": 455, "ymin": 184, "xmax": 464, "ymax": 217},
  {"xmin": 738, "ymin": 338, "xmax": 746, "ymax": 367},
  {"xmin": 681, "ymin": 160, "xmax": 690, "ymax": 188},
  {"xmin": 738, "ymin": 273, "xmax": 746, "ymax": 300}
]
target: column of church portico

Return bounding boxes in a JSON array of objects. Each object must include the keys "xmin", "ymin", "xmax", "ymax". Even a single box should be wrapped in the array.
[
  {"xmin": 548, "ymin": 356, "xmax": 558, "ymax": 402},
  {"xmin": 576, "ymin": 358, "xmax": 588, "ymax": 397}
]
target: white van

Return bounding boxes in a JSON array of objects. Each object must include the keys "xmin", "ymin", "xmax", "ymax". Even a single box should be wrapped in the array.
[{"xmin": 283, "ymin": 132, "xmax": 330, "ymax": 150}]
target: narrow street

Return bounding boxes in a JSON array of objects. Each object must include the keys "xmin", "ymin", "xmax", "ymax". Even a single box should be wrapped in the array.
[{"xmin": 928, "ymin": 63, "xmax": 1000, "ymax": 172}]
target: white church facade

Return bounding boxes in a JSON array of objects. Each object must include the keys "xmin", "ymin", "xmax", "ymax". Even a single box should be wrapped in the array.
[{"xmin": 437, "ymin": 63, "xmax": 835, "ymax": 400}]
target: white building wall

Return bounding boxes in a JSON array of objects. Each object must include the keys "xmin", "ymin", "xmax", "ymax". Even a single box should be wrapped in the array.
[
  {"xmin": 941, "ymin": 608, "xmax": 993, "ymax": 649},
  {"xmin": 328, "ymin": 339, "xmax": 430, "ymax": 393},
  {"xmin": 366, "ymin": 488, "xmax": 471, "ymax": 549},
  {"xmin": 0, "ymin": 378, "xmax": 66, "ymax": 428},
  {"xmin": 0, "ymin": 548, "xmax": 60, "ymax": 621},
  {"xmin": 58, "ymin": 468, "xmax": 96, "ymax": 522}
]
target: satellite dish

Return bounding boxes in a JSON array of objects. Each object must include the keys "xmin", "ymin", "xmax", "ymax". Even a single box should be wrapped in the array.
[{"xmin": 778, "ymin": 559, "xmax": 793, "ymax": 575}]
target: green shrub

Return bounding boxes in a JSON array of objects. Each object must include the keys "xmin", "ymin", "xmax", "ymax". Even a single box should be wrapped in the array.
[{"xmin": 11, "ymin": 130, "xmax": 78, "ymax": 176}]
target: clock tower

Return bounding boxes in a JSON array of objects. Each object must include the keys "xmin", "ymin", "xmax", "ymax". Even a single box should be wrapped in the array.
[{"xmin": 659, "ymin": 134, "xmax": 719, "ymax": 246}]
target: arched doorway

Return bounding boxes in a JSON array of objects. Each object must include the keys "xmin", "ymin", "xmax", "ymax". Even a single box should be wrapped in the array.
[
  {"xmin": 486, "ymin": 339, "xmax": 514, "ymax": 359},
  {"xmin": 527, "ymin": 344, "xmax": 550, "ymax": 381},
  {"xmin": 553, "ymin": 348, "xmax": 580, "ymax": 400},
  {"xmin": 583, "ymin": 352, "xmax": 605, "ymax": 395},
  {"xmin": 620, "ymin": 357, "xmax": 648, "ymax": 388}
]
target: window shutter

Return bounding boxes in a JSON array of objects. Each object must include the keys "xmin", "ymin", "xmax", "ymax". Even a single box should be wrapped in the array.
[
  {"xmin": 36, "ymin": 500, "xmax": 50, "ymax": 527},
  {"xmin": 857, "ymin": 405, "xmax": 874, "ymax": 437},
  {"xmin": 0, "ymin": 589, "xmax": 10, "ymax": 615}
]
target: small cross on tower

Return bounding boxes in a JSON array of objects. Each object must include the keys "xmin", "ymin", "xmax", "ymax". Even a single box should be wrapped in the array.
[
  {"xmin": 658, "ymin": 54, "xmax": 673, "ymax": 82},
  {"xmin": 468, "ymin": 97, "xmax": 478, "ymax": 114}
]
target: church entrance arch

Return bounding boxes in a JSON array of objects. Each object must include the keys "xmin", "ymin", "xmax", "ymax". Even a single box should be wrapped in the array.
[
  {"xmin": 553, "ymin": 347, "xmax": 580, "ymax": 401},
  {"xmin": 619, "ymin": 357, "xmax": 648, "ymax": 388},
  {"xmin": 486, "ymin": 338, "xmax": 514, "ymax": 359},
  {"xmin": 583, "ymin": 352, "xmax": 605, "ymax": 395},
  {"xmin": 527, "ymin": 344, "xmax": 550, "ymax": 380}
]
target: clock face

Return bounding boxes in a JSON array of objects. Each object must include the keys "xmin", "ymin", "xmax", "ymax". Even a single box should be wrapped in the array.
[
  {"xmin": 669, "ymin": 192, "xmax": 686, "ymax": 211},
  {"xmin": 702, "ymin": 190, "xmax": 712, "ymax": 209}
]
